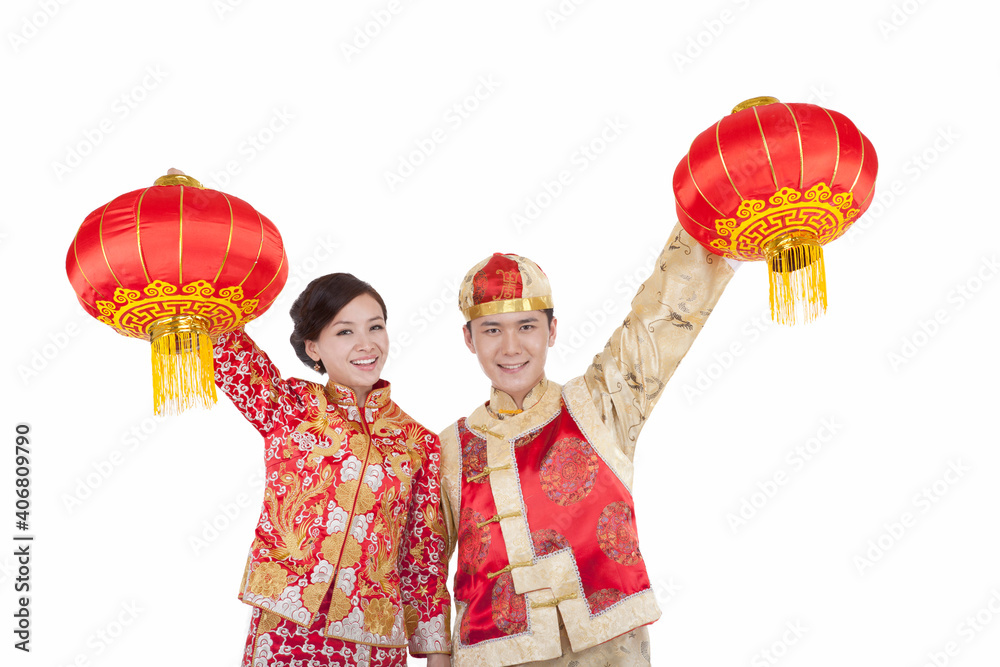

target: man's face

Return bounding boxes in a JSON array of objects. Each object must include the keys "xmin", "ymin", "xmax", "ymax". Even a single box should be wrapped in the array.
[{"xmin": 463, "ymin": 310, "xmax": 557, "ymax": 409}]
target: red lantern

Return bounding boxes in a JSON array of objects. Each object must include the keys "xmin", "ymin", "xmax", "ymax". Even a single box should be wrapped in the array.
[
  {"xmin": 673, "ymin": 97, "xmax": 878, "ymax": 324},
  {"xmin": 66, "ymin": 172, "xmax": 288, "ymax": 414}
]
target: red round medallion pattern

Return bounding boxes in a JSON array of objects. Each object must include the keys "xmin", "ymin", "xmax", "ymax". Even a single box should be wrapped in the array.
[
  {"xmin": 459, "ymin": 421, "xmax": 487, "ymax": 483},
  {"xmin": 539, "ymin": 436, "xmax": 598, "ymax": 505},
  {"xmin": 587, "ymin": 587, "xmax": 626, "ymax": 614},
  {"xmin": 458, "ymin": 507, "xmax": 491, "ymax": 574},
  {"xmin": 531, "ymin": 528, "xmax": 570, "ymax": 557},
  {"xmin": 491, "ymin": 572, "xmax": 528, "ymax": 635},
  {"xmin": 509, "ymin": 431, "xmax": 536, "ymax": 449},
  {"xmin": 459, "ymin": 606, "xmax": 473, "ymax": 645},
  {"xmin": 596, "ymin": 501, "xmax": 641, "ymax": 566}
]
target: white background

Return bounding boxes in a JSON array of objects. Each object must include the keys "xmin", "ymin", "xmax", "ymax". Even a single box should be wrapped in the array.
[{"xmin": 2, "ymin": 1, "xmax": 998, "ymax": 666}]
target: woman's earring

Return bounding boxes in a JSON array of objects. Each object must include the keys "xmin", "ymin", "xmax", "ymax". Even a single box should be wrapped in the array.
[{"xmin": 313, "ymin": 362, "xmax": 322, "ymax": 372}]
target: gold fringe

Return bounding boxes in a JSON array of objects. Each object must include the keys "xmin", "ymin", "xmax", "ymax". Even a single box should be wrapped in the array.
[
  {"xmin": 149, "ymin": 316, "xmax": 217, "ymax": 415},
  {"xmin": 766, "ymin": 235, "xmax": 827, "ymax": 325}
]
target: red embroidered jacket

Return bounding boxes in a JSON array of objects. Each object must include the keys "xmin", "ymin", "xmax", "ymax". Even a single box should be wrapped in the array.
[
  {"xmin": 214, "ymin": 328, "xmax": 451, "ymax": 655},
  {"xmin": 439, "ymin": 223, "xmax": 735, "ymax": 665}
]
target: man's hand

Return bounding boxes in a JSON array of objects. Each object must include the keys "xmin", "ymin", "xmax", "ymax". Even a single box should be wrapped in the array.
[{"xmin": 426, "ymin": 654, "xmax": 451, "ymax": 667}]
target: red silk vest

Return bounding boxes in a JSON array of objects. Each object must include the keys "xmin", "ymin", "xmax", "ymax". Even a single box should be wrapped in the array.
[{"xmin": 453, "ymin": 404, "xmax": 651, "ymax": 647}]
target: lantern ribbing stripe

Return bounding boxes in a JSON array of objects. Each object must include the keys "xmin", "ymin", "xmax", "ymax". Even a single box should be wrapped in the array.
[
  {"xmin": 98, "ymin": 201, "xmax": 124, "ymax": 288},
  {"xmin": 780, "ymin": 103, "xmax": 806, "ymax": 190},
  {"xmin": 73, "ymin": 235, "xmax": 105, "ymax": 300},
  {"xmin": 135, "ymin": 187, "xmax": 152, "ymax": 283},
  {"xmin": 821, "ymin": 107, "xmax": 842, "ymax": 186},
  {"xmin": 848, "ymin": 126, "xmax": 867, "ymax": 195},
  {"xmin": 753, "ymin": 107, "xmax": 780, "ymax": 190},
  {"xmin": 686, "ymin": 150, "xmax": 729, "ymax": 220},
  {"xmin": 213, "ymin": 192, "xmax": 236, "ymax": 284},
  {"xmin": 714, "ymin": 120, "xmax": 744, "ymax": 202},
  {"xmin": 178, "ymin": 186, "xmax": 184, "ymax": 285},
  {"xmin": 254, "ymin": 250, "xmax": 287, "ymax": 301}
]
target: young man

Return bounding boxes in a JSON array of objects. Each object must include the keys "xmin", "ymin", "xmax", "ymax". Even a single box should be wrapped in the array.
[{"xmin": 438, "ymin": 222, "xmax": 737, "ymax": 666}]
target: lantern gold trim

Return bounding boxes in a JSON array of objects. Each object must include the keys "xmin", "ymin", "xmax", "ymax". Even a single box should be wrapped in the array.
[
  {"xmin": 149, "ymin": 315, "xmax": 217, "ymax": 415},
  {"xmin": 731, "ymin": 96, "xmax": 779, "ymax": 113},
  {"xmin": 765, "ymin": 233, "xmax": 827, "ymax": 325},
  {"xmin": 154, "ymin": 173, "xmax": 206, "ymax": 188}
]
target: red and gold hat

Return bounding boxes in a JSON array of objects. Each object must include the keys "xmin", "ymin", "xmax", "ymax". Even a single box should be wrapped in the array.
[{"xmin": 459, "ymin": 253, "xmax": 552, "ymax": 321}]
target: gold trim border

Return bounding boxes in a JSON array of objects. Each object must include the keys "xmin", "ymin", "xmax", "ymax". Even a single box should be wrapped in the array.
[{"xmin": 463, "ymin": 296, "xmax": 553, "ymax": 322}]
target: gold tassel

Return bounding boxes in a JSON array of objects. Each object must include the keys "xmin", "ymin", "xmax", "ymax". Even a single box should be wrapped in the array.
[
  {"xmin": 766, "ymin": 234, "xmax": 827, "ymax": 325},
  {"xmin": 149, "ymin": 316, "xmax": 217, "ymax": 415}
]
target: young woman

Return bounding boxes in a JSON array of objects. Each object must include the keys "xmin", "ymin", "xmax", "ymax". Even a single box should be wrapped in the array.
[{"xmin": 213, "ymin": 273, "xmax": 451, "ymax": 666}]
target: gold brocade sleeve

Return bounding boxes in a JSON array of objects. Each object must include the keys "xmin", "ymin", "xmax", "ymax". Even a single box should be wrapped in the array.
[
  {"xmin": 438, "ymin": 424, "xmax": 461, "ymax": 562},
  {"xmin": 582, "ymin": 222, "xmax": 735, "ymax": 459}
]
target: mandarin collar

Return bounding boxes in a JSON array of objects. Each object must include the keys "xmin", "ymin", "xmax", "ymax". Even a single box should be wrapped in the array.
[
  {"xmin": 325, "ymin": 378, "xmax": 391, "ymax": 410},
  {"xmin": 487, "ymin": 377, "xmax": 548, "ymax": 419}
]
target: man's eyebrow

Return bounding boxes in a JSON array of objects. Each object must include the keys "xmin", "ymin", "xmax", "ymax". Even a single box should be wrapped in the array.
[{"xmin": 476, "ymin": 315, "xmax": 539, "ymax": 328}]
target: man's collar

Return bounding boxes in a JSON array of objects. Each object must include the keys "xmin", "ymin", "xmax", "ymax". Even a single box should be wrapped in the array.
[{"xmin": 487, "ymin": 377, "xmax": 548, "ymax": 419}]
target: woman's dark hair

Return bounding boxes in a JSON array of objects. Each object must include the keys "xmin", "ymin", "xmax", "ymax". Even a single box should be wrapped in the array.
[{"xmin": 289, "ymin": 273, "xmax": 387, "ymax": 374}]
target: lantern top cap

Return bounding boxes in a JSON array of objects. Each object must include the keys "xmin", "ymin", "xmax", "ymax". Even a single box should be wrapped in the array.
[
  {"xmin": 731, "ymin": 96, "xmax": 780, "ymax": 114},
  {"xmin": 154, "ymin": 171, "xmax": 205, "ymax": 189}
]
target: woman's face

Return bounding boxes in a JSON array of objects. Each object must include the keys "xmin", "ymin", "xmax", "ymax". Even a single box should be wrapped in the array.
[{"xmin": 305, "ymin": 293, "xmax": 388, "ymax": 399}]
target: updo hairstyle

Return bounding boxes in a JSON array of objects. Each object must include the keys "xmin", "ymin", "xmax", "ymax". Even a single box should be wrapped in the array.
[{"xmin": 289, "ymin": 273, "xmax": 387, "ymax": 374}]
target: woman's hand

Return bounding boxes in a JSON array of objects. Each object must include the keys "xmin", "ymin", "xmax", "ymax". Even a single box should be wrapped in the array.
[{"xmin": 426, "ymin": 654, "xmax": 451, "ymax": 667}]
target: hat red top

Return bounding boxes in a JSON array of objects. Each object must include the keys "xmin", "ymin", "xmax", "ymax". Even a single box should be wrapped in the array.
[{"xmin": 458, "ymin": 253, "xmax": 552, "ymax": 321}]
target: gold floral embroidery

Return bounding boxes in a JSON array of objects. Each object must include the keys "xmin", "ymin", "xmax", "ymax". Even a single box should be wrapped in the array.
[
  {"xmin": 257, "ymin": 611, "xmax": 282, "ymax": 635},
  {"xmin": 327, "ymin": 588, "xmax": 351, "ymax": 622},
  {"xmin": 404, "ymin": 604, "xmax": 420, "ymax": 637},
  {"xmin": 248, "ymin": 562, "xmax": 290, "ymax": 598},
  {"xmin": 318, "ymin": 531, "xmax": 364, "ymax": 569},
  {"xmin": 302, "ymin": 581, "xmax": 328, "ymax": 613},
  {"xmin": 334, "ymin": 479, "xmax": 377, "ymax": 515},
  {"xmin": 363, "ymin": 597, "xmax": 396, "ymax": 636},
  {"xmin": 340, "ymin": 535, "xmax": 363, "ymax": 568},
  {"xmin": 347, "ymin": 432, "xmax": 376, "ymax": 462},
  {"xmin": 320, "ymin": 533, "xmax": 345, "ymax": 562}
]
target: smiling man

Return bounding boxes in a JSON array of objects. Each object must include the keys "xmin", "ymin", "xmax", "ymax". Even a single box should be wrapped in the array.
[{"xmin": 438, "ymin": 224, "xmax": 737, "ymax": 666}]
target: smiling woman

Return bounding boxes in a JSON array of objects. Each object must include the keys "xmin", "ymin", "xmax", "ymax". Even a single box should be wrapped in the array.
[
  {"xmin": 211, "ymin": 273, "xmax": 452, "ymax": 667},
  {"xmin": 303, "ymin": 293, "xmax": 388, "ymax": 398},
  {"xmin": 289, "ymin": 274, "xmax": 389, "ymax": 399}
]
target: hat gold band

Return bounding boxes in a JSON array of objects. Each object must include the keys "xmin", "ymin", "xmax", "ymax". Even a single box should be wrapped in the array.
[{"xmin": 463, "ymin": 296, "xmax": 553, "ymax": 322}]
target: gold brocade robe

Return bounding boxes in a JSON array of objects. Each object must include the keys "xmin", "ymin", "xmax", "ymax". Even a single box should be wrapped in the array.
[{"xmin": 439, "ymin": 223, "xmax": 735, "ymax": 666}]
